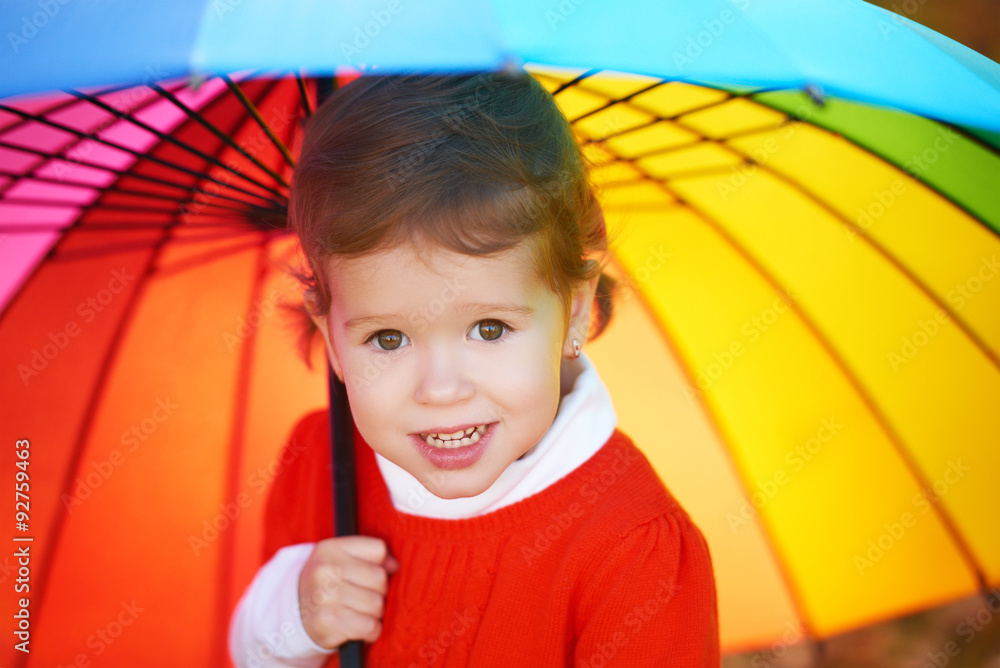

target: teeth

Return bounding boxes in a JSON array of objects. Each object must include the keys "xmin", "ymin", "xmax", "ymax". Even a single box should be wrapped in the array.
[{"xmin": 422, "ymin": 424, "xmax": 487, "ymax": 449}]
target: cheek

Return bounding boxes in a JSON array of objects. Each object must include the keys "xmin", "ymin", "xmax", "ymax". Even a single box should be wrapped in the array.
[
  {"xmin": 342, "ymin": 355, "xmax": 405, "ymax": 405},
  {"xmin": 335, "ymin": 344, "xmax": 406, "ymax": 417},
  {"xmin": 332, "ymin": 326, "xmax": 396, "ymax": 388},
  {"xmin": 497, "ymin": 334, "xmax": 562, "ymax": 411},
  {"xmin": 341, "ymin": 367, "xmax": 403, "ymax": 447}
]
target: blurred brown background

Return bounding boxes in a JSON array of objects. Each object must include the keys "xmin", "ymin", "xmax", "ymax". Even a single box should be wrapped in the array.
[
  {"xmin": 867, "ymin": 0, "xmax": 1000, "ymax": 61},
  {"xmin": 724, "ymin": 594, "xmax": 1000, "ymax": 668},
  {"xmin": 724, "ymin": 2, "xmax": 999, "ymax": 667}
]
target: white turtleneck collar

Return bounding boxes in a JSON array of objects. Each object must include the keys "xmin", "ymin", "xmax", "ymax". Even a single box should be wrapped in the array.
[{"xmin": 374, "ymin": 352, "xmax": 618, "ymax": 519}]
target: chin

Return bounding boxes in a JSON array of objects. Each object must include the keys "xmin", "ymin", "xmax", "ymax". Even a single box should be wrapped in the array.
[{"xmin": 425, "ymin": 473, "xmax": 495, "ymax": 500}]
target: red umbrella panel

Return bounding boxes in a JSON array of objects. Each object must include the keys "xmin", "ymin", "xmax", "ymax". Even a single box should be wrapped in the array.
[{"xmin": 0, "ymin": 74, "xmax": 329, "ymax": 667}]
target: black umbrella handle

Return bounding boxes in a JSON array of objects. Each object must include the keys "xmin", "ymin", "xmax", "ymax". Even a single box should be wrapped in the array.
[
  {"xmin": 327, "ymin": 367, "xmax": 364, "ymax": 667},
  {"xmin": 318, "ymin": 74, "xmax": 361, "ymax": 667}
]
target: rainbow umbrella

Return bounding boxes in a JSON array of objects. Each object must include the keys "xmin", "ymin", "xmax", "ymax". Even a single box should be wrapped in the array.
[{"xmin": 1, "ymin": 0, "xmax": 999, "ymax": 665}]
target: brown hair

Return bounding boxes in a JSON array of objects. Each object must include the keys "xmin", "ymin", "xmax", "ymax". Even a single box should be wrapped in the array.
[{"xmin": 288, "ymin": 70, "xmax": 616, "ymax": 365}]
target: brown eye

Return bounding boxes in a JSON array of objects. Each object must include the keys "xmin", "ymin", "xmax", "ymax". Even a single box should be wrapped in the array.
[
  {"xmin": 475, "ymin": 320, "xmax": 506, "ymax": 342},
  {"xmin": 372, "ymin": 330, "xmax": 407, "ymax": 351}
]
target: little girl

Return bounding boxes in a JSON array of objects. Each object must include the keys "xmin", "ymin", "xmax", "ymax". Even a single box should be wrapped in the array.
[{"xmin": 229, "ymin": 71, "xmax": 719, "ymax": 667}]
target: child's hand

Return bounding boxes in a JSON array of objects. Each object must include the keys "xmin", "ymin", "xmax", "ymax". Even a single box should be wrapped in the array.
[{"xmin": 298, "ymin": 535, "xmax": 399, "ymax": 648}]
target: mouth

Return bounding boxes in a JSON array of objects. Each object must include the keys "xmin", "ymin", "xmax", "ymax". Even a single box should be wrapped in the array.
[
  {"xmin": 411, "ymin": 422, "xmax": 496, "ymax": 470},
  {"xmin": 418, "ymin": 424, "xmax": 488, "ymax": 449}
]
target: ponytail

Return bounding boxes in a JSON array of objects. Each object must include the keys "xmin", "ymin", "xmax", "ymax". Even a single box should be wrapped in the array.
[{"xmin": 589, "ymin": 271, "xmax": 617, "ymax": 341}]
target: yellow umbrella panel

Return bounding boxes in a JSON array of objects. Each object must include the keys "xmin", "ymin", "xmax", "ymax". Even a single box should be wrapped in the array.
[{"xmin": 536, "ymin": 67, "xmax": 1000, "ymax": 651}]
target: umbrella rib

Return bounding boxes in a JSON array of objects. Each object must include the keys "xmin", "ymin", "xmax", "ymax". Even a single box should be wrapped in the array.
[
  {"xmin": 663, "ymin": 165, "xmax": 993, "ymax": 594},
  {"xmin": 153, "ymin": 235, "xmax": 289, "ymax": 278},
  {"xmin": 66, "ymin": 88, "xmax": 288, "ymax": 199},
  {"xmin": 602, "ymin": 163, "xmax": 736, "ymax": 183},
  {"xmin": 603, "ymin": 252, "xmax": 818, "ymax": 639},
  {"xmin": 0, "ymin": 221, "xmax": 272, "ymax": 233},
  {"xmin": 1, "ymin": 208, "xmax": 285, "ymax": 235},
  {"xmin": 0, "ymin": 79, "xmax": 192, "ymax": 199},
  {"xmin": 720, "ymin": 136, "xmax": 998, "ymax": 590},
  {"xmin": 726, "ymin": 123, "xmax": 1000, "ymax": 372},
  {"xmin": 212, "ymin": 232, "xmax": 271, "ymax": 667},
  {"xmin": 0, "ymin": 78, "xmax": 190, "ymax": 143},
  {"xmin": 295, "ymin": 72, "xmax": 314, "ymax": 117},
  {"xmin": 0, "ymin": 104, "xmax": 281, "ymax": 208},
  {"xmin": 569, "ymin": 82, "xmax": 737, "ymax": 143},
  {"xmin": 592, "ymin": 128, "xmax": 997, "ymax": 374},
  {"xmin": 6, "ymin": 104, "xmax": 284, "ymax": 644},
  {"xmin": 0, "ymin": 140, "xmax": 282, "ymax": 212},
  {"xmin": 18, "ymin": 223, "xmax": 279, "ymax": 663},
  {"xmin": 148, "ymin": 78, "xmax": 291, "ymax": 190},
  {"xmin": 47, "ymin": 232, "xmax": 286, "ymax": 268},
  {"xmin": 567, "ymin": 79, "xmax": 669, "ymax": 125},
  {"xmin": 571, "ymin": 79, "xmax": 794, "ymax": 149},
  {"xmin": 0, "ymin": 187, "xmax": 282, "ymax": 213},
  {"xmin": 0, "ymin": 178, "xmax": 280, "ymax": 219},
  {"xmin": 595, "ymin": 119, "xmax": 799, "ymax": 164},
  {"xmin": 0, "ymin": 95, "xmax": 80, "ymax": 139},
  {"xmin": 782, "ymin": 101, "xmax": 1000, "ymax": 238},
  {"xmin": 587, "ymin": 101, "xmax": 999, "ymax": 373},
  {"xmin": 221, "ymin": 73, "xmax": 297, "ymax": 170},
  {"xmin": 136, "ymin": 210, "xmax": 286, "ymax": 227},
  {"xmin": 26, "ymin": 222, "xmax": 168, "ymax": 658},
  {"xmin": 549, "ymin": 68, "xmax": 601, "ymax": 96},
  {"xmin": 735, "ymin": 196, "xmax": 991, "ymax": 591},
  {"xmin": 609, "ymin": 113, "xmax": 993, "ymax": 619},
  {"xmin": 593, "ymin": 137, "xmax": 709, "ymax": 165},
  {"xmin": 31, "ymin": 86, "xmax": 294, "ymax": 275},
  {"xmin": 0, "ymin": 211, "xmax": 284, "ymax": 232},
  {"xmin": 580, "ymin": 73, "xmax": 1000, "ymax": 380}
]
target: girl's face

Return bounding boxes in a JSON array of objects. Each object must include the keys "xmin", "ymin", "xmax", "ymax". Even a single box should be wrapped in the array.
[{"xmin": 310, "ymin": 240, "xmax": 595, "ymax": 500}]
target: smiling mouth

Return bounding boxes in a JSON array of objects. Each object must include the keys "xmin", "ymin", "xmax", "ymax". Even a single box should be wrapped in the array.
[{"xmin": 419, "ymin": 424, "xmax": 488, "ymax": 449}]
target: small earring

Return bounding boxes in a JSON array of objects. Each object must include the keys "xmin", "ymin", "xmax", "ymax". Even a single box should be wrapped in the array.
[{"xmin": 571, "ymin": 339, "xmax": 581, "ymax": 359}]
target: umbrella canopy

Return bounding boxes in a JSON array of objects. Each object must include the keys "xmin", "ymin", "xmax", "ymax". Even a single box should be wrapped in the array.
[
  {"xmin": 0, "ymin": 75, "xmax": 329, "ymax": 667},
  {"xmin": 1, "ymin": 1, "xmax": 999, "ymax": 666}
]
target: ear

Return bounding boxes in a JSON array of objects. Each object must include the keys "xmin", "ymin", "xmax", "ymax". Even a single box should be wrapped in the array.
[
  {"xmin": 304, "ymin": 289, "xmax": 346, "ymax": 383},
  {"xmin": 562, "ymin": 273, "xmax": 600, "ymax": 358}
]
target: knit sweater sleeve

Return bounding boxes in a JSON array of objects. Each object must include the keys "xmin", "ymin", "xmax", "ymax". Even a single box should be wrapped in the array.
[{"xmin": 573, "ymin": 508, "xmax": 720, "ymax": 667}]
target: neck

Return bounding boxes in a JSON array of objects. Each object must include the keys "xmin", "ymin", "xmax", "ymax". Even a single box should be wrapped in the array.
[{"xmin": 559, "ymin": 355, "xmax": 584, "ymax": 399}]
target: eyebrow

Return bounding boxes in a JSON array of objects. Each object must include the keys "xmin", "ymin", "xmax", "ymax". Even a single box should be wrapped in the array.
[{"xmin": 344, "ymin": 302, "xmax": 535, "ymax": 332}]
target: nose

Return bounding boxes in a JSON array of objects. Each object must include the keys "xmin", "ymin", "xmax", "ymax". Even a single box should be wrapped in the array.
[{"xmin": 413, "ymin": 344, "xmax": 475, "ymax": 406}]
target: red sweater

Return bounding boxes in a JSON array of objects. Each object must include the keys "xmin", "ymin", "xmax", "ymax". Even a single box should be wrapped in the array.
[{"xmin": 263, "ymin": 410, "xmax": 719, "ymax": 667}]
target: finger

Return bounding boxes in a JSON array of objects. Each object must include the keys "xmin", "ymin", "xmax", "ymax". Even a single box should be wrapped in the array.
[
  {"xmin": 305, "ymin": 550, "xmax": 388, "ymax": 597},
  {"xmin": 338, "ymin": 553, "xmax": 390, "ymax": 594},
  {"xmin": 300, "ymin": 579, "xmax": 385, "ymax": 642},
  {"xmin": 307, "ymin": 537, "xmax": 393, "ymax": 592},
  {"xmin": 338, "ymin": 581, "xmax": 386, "ymax": 619},
  {"xmin": 329, "ymin": 609, "xmax": 383, "ymax": 645},
  {"xmin": 336, "ymin": 535, "xmax": 389, "ymax": 564},
  {"xmin": 308, "ymin": 606, "xmax": 383, "ymax": 647},
  {"xmin": 383, "ymin": 553, "xmax": 400, "ymax": 575}
]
